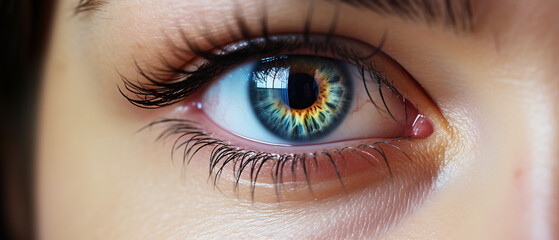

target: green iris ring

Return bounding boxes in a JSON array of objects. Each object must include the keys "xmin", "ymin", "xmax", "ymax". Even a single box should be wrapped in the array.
[{"xmin": 249, "ymin": 55, "xmax": 353, "ymax": 141}]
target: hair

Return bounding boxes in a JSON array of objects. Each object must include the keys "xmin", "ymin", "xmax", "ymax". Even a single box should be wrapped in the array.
[{"xmin": 1, "ymin": 0, "xmax": 55, "ymax": 239}]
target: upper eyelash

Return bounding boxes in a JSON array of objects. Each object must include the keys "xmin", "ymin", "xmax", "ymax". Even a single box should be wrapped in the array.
[
  {"xmin": 118, "ymin": 3, "xmax": 404, "ymax": 121},
  {"xmin": 119, "ymin": 33, "xmax": 391, "ymax": 107},
  {"xmin": 119, "ymin": 32, "xmax": 407, "ymax": 125},
  {"xmin": 119, "ymin": 31, "xmax": 412, "ymax": 133}
]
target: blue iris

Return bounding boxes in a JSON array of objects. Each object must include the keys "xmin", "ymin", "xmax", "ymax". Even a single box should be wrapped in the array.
[{"xmin": 248, "ymin": 55, "xmax": 353, "ymax": 141}]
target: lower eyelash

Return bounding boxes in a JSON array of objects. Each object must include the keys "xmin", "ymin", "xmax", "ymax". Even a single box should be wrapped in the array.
[{"xmin": 144, "ymin": 118, "xmax": 412, "ymax": 202}]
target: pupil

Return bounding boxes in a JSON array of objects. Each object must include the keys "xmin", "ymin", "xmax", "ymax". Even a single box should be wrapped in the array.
[
  {"xmin": 286, "ymin": 72, "xmax": 319, "ymax": 109},
  {"xmin": 248, "ymin": 55, "xmax": 352, "ymax": 141}
]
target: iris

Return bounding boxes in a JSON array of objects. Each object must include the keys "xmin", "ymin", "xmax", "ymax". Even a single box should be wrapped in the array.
[{"xmin": 249, "ymin": 55, "xmax": 353, "ymax": 141}]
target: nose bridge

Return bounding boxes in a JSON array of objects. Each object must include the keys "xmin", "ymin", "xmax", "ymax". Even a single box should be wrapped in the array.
[
  {"xmin": 532, "ymin": 63, "xmax": 559, "ymax": 240},
  {"xmin": 519, "ymin": 3, "xmax": 559, "ymax": 238},
  {"xmin": 524, "ymin": 90, "xmax": 559, "ymax": 240},
  {"xmin": 482, "ymin": 0, "xmax": 559, "ymax": 237},
  {"xmin": 532, "ymin": 5, "xmax": 559, "ymax": 240}
]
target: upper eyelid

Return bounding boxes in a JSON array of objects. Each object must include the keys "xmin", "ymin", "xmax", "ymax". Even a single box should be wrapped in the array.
[
  {"xmin": 172, "ymin": 34, "xmax": 383, "ymax": 67},
  {"xmin": 119, "ymin": 34, "xmax": 388, "ymax": 109}
]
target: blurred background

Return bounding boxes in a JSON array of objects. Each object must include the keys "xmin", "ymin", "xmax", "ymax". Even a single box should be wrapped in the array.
[{"xmin": 1, "ymin": 0, "xmax": 54, "ymax": 239}]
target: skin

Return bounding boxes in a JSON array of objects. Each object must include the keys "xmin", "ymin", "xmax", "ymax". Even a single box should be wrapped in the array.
[{"xmin": 37, "ymin": 0, "xmax": 559, "ymax": 239}]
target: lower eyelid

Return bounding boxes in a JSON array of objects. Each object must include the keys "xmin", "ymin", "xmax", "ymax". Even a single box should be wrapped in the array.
[{"xmin": 146, "ymin": 111, "xmax": 440, "ymax": 202}]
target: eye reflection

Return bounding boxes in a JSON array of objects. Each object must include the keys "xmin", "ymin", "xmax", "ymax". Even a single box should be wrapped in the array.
[{"xmin": 249, "ymin": 55, "xmax": 353, "ymax": 141}]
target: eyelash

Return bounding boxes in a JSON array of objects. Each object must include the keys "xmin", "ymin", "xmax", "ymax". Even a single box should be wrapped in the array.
[
  {"xmin": 120, "ymin": 33, "xmax": 397, "ymax": 107},
  {"xmin": 144, "ymin": 118, "xmax": 411, "ymax": 201},
  {"xmin": 120, "ymin": 15, "xmax": 414, "ymax": 200}
]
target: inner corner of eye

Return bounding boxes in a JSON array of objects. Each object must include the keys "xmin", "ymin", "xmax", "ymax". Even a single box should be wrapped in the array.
[{"xmin": 195, "ymin": 54, "xmax": 431, "ymax": 146}]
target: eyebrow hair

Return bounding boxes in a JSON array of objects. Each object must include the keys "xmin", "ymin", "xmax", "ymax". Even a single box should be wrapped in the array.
[{"xmin": 74, "ymin": 0, "xmax": 474, "ymax": 31}]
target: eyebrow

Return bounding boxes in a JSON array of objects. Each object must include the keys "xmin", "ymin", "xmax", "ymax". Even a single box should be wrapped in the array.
[{"xmin": 74, "ymin": 0, "xmax": 474, "ymax": 31}]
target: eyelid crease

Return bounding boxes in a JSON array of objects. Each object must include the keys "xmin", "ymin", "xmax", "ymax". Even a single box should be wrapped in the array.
[{"xmin": 119, "ymin": 1, "xmax": 401, "ymax": 113}]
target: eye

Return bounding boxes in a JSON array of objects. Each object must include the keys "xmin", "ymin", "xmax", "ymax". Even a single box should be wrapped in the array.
[
  {"xmin": 202, "ymin": 54, "xmax": 414, "ymax": 145},
  {"xmin": 121, "ymin": 34, "xmax": 436, "ymax": 202}
]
